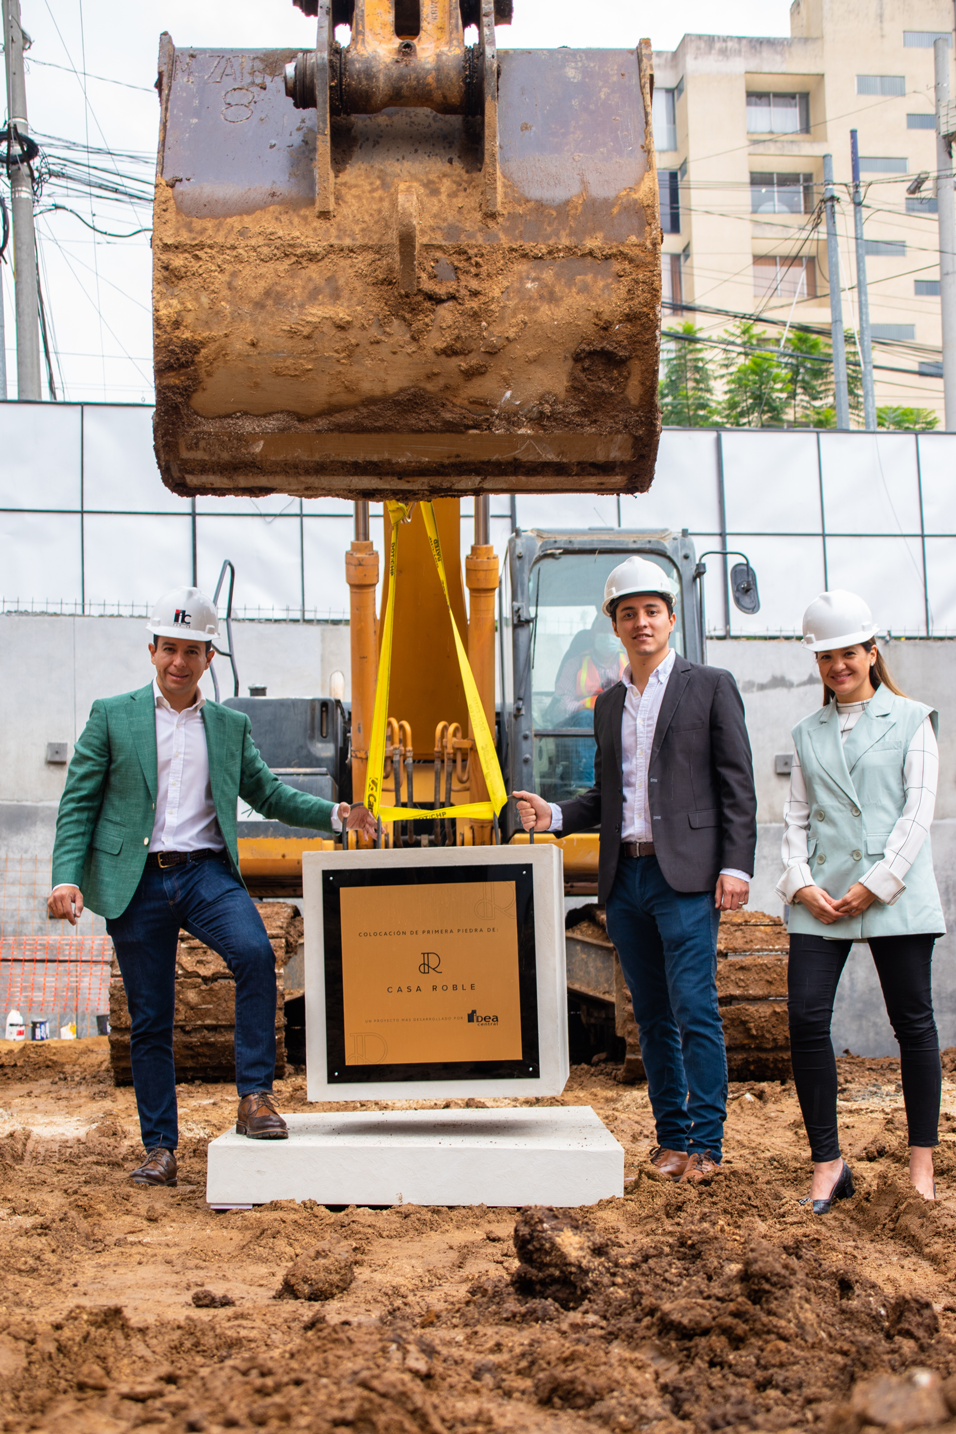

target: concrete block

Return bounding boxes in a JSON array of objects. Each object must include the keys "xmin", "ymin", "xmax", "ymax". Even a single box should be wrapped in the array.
[
  {"xmin": 302, "ymin": 844, "xmax": 569, "ymax": 1101},
  {"xmin": 205, "ymin": 1106, "xmax": 623, "ymax": 1209}
]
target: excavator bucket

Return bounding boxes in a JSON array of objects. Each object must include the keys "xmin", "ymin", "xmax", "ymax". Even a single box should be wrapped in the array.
[{"xmin": 152, "ymin": 1, "xmax": 661, "ymax": 500}]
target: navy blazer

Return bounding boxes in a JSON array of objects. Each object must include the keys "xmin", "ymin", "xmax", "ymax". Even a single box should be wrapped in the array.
[{"xmin": 558, "ymin": 654, "xmax": 757, "ymax": 900}]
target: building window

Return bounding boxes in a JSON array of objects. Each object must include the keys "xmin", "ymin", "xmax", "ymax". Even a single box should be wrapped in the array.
[
  {"xmin": 659, "ymin": 170, "xmax": 680, "ymax": 234},
  {"xmin": 753, "ymin": 256, "xmax": 817, "ymax": 300},
  {"xmin": 859, "ymin": 156, "xmax": 908, "ymax": 172},
  {"xmin": 750, "ymin": 172, "xmax": 814, "ymax": 215},
  {"xmin": 907, "ymin": 195, "xmax": 938, "ymax": 214},
  {"xmin": 904, "ymin": 31, "xmax": 951, "ymax": 47},
  {"xmin": 865, "ymin": 239, "xmax": 907, "ymax": 256},
  {"xmin": 746, "ymin": 92, "xmax": 810, "ymax": 134},
  {"xmin": 662, "ymin": 253, "xmax": 683, "ymax": 311},
  {"xmin": 871, "ymin": 324, "xmax": 915, "ymax": 341},
  {"xmin": 915, "ymin": 280, "xmax": 941, "ymax": 295},
  {"xmin": 918, "ymin": 361, "xmax": 943, "ymax": 376},
  {"xmin": 856, "ymin": 75, "xmax": 906, "ymax": 96},
  {"xmin": 653, "ymin": 87, "xmax": 678, "ymax": 152},
  {"xmin": 907, "ymin": 113, "xmax": 937, "ymax": 128}
]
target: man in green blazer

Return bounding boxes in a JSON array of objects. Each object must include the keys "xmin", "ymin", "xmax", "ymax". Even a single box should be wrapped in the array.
[{"xmin": 48, "ymin": 585, "xmax": 374, "ymax": 1188}]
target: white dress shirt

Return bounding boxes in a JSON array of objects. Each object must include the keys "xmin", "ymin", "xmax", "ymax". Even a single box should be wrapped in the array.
[
  {"xmin": 150, "ymin": 679, "xmax": 224, "ymax": 852},
  {"xmin": 777, "ymin": 699, "xmax": 938, "ymax": 907},
  {"xmin": 549, "ymin": 647, "xmax": 750, "ymax": 882}
]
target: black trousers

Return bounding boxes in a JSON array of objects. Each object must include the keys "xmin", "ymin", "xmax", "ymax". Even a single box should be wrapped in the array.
[{"xmin": 787, "ymin": 932, "xmax": 940, "ymax": 1162}]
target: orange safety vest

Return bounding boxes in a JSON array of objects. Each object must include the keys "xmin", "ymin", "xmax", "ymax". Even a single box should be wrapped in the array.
[{"xmin": 575, "ymin": 653, "xmax": 626, "ymax": 709}]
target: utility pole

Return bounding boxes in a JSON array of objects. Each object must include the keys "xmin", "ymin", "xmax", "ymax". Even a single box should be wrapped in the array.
[
  {"xmin": 0, "ymin": 198, "xmax": 8, "ymax": 399},
  {"xmin": 935, "ymin": 36, "xmax": 956, "ymax": 430},
  {"xmin": 849, "ymin": 131, "xmax": 877, "ymax": 429},
  {"xmin": 823, "ymin": 153, "xmax": 851, "ymax": 430},
  {"xmin": 2, "ymin": 0, "xmax": 41, "ymax": 400}
]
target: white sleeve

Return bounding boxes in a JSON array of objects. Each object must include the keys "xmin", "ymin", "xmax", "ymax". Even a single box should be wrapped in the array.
[
  {"xmin": 776, "ymin": 746, "xmax": 815, "ymax": 905},
  {"xmin": 548, "ymin": 803, "xmax": 564, "ymax": 833},
  {"xmin": 331, "ymin": 806, "xmax": 343, "ymax": 833},
  {"xmin": 860, "ymin": 715, "xmax": 938, "ymax": 905}
]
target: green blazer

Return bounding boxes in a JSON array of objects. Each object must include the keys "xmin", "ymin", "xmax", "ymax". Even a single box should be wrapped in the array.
[{"xmin": 51, "ymin": 683, "xmax": 336, "ymax": 920}]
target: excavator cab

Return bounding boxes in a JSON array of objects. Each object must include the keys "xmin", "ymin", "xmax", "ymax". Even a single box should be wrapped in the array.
[
  {"xmin": 499, "ymin": 529, "xmax": 703, "ymax": 842},
  {"xmin": 152, "ymin": 1, "xmax": 661, "ymax": 501}
]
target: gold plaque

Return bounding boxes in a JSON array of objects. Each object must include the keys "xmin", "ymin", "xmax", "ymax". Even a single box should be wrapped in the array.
[{"xmin": 338, "ymin": 881, "xmax": 522, "ymax": 1065}]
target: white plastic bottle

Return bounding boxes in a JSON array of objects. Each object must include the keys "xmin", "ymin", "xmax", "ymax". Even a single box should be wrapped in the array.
[{"xmin": 5, "ymin": 1009, "xmax": 25, "ymax": 1041}]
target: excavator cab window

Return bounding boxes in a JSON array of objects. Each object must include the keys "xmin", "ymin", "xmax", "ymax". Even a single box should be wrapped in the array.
[{"xmin": 528, "ymin": 550, "xmax": 683, "ymax": 805}]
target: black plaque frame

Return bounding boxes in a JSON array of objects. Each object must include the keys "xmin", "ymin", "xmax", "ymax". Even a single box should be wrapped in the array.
[{"xmin": 321, "ymin": 862, "xmax": 539, "ymax": 1084}]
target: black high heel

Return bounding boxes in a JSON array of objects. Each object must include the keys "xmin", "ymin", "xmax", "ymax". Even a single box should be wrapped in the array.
[{"xmin": 799, "ymin": 1160, "xmax": 854, "ymax": 1215}]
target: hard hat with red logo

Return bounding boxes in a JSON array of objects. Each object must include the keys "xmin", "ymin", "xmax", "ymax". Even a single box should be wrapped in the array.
[
  {"xmin": 602, "ymin": 555, "xmax": 680, "ymax": 617},
  {"xmin": 147, "ymin": 586, "xmax": 219, "ymax": 642}
]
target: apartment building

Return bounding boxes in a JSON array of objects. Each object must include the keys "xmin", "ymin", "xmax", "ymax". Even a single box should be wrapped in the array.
[{"xmin": 652, "ymin": 0, "xmax": 953, "ymax": 420}]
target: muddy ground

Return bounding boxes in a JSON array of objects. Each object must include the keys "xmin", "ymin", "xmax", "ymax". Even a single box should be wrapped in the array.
[{"xmin": 3, "ymin": 1039, "xmax": 956, "ymax": 1434}]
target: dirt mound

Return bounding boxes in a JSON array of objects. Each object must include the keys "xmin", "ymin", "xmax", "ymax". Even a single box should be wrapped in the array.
[
  {"xmin": 2, "ymin": 1048, "xmax": 956, "ymax": 1432},
  {"xmin": 0, "ymin": 1035, "xmax": 109, "ymax": 1076},
  {"xmin": 276, "ymin": 1243, "xmax": 355, "ymax": 1302},
  {"xmin": 478, "ymin": 1202, "xmax": 956, "ymax": 1430}
]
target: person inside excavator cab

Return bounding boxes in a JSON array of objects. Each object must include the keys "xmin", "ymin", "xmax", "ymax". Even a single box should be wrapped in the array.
[{"xmin": 547, "ymin": 612, "xmax": 627, "ymax": 727}]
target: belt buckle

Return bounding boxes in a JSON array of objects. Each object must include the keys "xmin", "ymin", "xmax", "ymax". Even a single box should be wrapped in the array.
[{"xmin": 156, "ymin": 852, "xmax": 173, "ymax": 870}]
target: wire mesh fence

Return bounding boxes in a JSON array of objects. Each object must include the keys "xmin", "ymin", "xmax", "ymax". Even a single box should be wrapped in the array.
[
  {"xmin": 0, "ymin": 599, "xmax": 350, "ymax": 623},
  {"xmin": 0, "ymin": 856, "xmax": 111, "ymax": 1039}
]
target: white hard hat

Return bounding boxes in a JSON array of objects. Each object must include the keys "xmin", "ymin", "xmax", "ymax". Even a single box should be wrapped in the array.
[
  {"xmin": 147, "ymin": 586, "xmax": 219, "ymax": 642},
  {"xmin": 801, "ymin": 590, "xmax": 876, "ymax": 652},
  {"xmin": 602, "ymin": 555, "xmax": 680, "ymax": 617}
]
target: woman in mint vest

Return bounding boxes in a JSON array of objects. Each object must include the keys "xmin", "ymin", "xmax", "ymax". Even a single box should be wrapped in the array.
[{"xmin": 777, "ymin": 590, "xmax": 944, "ymax": 1213}]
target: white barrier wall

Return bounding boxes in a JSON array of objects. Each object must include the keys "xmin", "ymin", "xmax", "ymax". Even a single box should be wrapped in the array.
[{"xmin": 2, "ymin": 402, "xmax": 955, "ymax": 635}]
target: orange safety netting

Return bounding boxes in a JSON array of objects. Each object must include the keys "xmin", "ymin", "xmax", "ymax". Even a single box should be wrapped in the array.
[{"xmin": 0, "ymin": 856, "xmax": 112, "ymax": 1037}]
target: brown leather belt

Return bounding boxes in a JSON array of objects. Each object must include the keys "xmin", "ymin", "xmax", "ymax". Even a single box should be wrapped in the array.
[
  {"xmin": 622, "ymin": 841, "xmax": 656, "ymax": 859},
  {"xmin": 145, "ymin": 848, "xmax": 223, "ymax": 870}
]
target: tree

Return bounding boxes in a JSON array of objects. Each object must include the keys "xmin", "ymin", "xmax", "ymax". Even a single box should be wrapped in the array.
[
  {"xmin": 877, "ymin": 406, "xmax": 940, "ymax": 431},
  {"xmin": 779, "ymin": 330, "xmax": 831, "ymax": 426},
  {"xmin": 659, "ymin": 323, "xmax": 716, "ymax": 426},
  {"xmin": 717, "ymin": 321, "xmax": 790, "ymax": 427},
  {"xmin": 779, "ymin": 330, "xmax": 863, "ymax": 428}
]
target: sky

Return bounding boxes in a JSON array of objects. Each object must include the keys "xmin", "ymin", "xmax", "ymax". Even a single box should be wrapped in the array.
[{"xmin": 0, "ymin": 0, "xmax": 795, "ymax": 403}]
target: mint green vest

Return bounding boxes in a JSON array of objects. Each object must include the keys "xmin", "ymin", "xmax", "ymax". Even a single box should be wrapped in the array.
[{"xmin": 789, "ymin": 688, "xmax": 945, "ymax": 941}]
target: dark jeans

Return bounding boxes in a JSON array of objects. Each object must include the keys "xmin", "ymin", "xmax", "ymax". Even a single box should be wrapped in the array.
[
  {"xmin": 107, "ymin": 857, "xmax": 279, "ymax": 1151},
  {"xmin": 788, "ymin": 932, "xmax": 941, "ymax": 1162},
  {"xmin": 605, "ymin": 855, "xmax": 725, "ymax": 1159}
]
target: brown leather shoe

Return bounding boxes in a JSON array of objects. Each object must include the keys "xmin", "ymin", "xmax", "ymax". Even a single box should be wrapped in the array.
[
  {"xmin": 236, "ymin": 1092, "xmax": 288, "ymax": 1140},
  {"xmin": 649, "ymin": 1146, "xmax": 689, "ymax": 1180},
  {"xmin": 679, "ymin": 1150, "xmax": 722, "ymax": 1183},
  {"xmin": 130, "ymin": 1147, "xmax": 178, "ymax": 1187}
]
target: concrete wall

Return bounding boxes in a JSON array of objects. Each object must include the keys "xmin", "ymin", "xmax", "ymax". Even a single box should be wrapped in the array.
[
  {"xmin": 707, "ymin": 637, "xmax": 956, "ymax": 823},
  {"xmin": 751, "ymin": 820, "xmax": 956, "ymax": 1054},
  {"xmin": 0, "ymin": 613, "xmax": 350, "ymax": 811},
  {"xmin": 2, "ymin": 614, "xmax": 953, "ymax": 1054}
]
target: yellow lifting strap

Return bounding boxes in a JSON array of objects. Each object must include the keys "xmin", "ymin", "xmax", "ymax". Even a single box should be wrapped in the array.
[{"xmin": 364, "ymin": 500, "xmax": 508, "ymax": 825}]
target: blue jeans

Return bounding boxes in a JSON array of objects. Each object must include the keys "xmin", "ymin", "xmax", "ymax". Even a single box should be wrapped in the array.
[
  {"xmin": 107, "ymin": 857, "xmax": 278, "ymax": 1151},
  {"xmin": 605, "ymin": 855, "xmax": 726, "ymax": 1159}
]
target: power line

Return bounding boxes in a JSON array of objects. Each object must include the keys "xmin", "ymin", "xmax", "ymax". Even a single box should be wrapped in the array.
[
  {"xmin": 662, "ymin": 323, "xmax": 939, "ymax": 380},
  {"xmin": 25, "ymin": 57, "xmax": 155, "ymax": 95},
  {"xmin": 35, "ymin": 204, "xmax": 149, "ymax": 238}
]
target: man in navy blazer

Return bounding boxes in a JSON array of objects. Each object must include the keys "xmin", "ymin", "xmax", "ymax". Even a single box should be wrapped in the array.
[{"xmin": 516, "ymin": 556, "xmax": 756, "ymax": 1184}]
